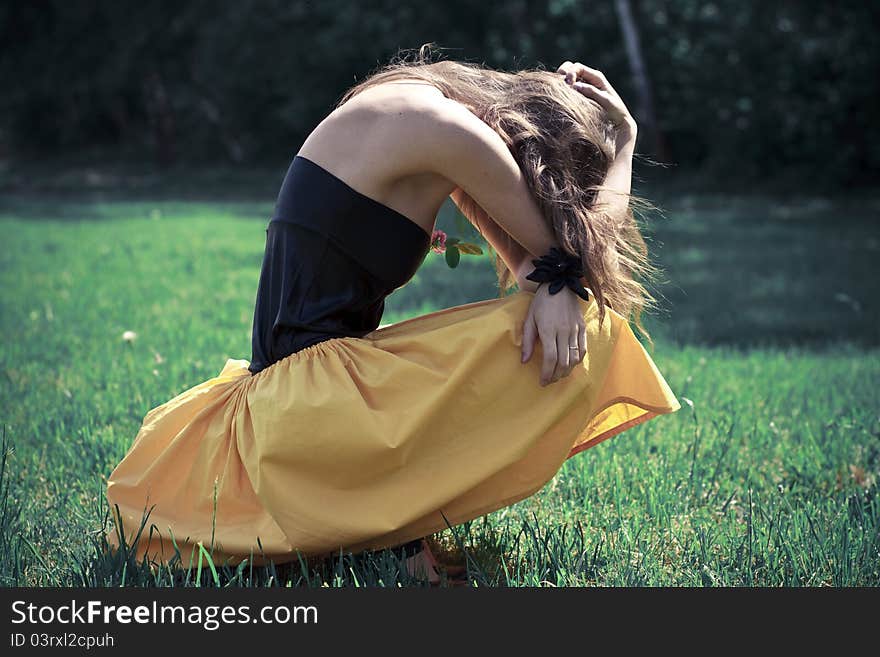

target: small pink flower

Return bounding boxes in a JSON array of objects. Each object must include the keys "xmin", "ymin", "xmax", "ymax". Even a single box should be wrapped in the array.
[{"xmin": 431, "ymin": 229, "xmax": 447, "ymax": 254}]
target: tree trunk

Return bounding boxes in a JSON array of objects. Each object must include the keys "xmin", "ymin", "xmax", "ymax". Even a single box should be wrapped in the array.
[
  {"xmin": 613, "ymin": 0, "xmax": 670, "ymax": 162},
  {"xmin": 144, "ymin": 72, "xmax": 177, "ymax": 168}
]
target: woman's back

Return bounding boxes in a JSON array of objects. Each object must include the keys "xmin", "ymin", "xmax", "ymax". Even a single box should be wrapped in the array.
[
  {"xmin": 248, "ymin": 82, "xmax": 468, "ymax": 375},
  {"xmin": 296, "ymin": 81, "xmax": 458, "ymax": 237}
]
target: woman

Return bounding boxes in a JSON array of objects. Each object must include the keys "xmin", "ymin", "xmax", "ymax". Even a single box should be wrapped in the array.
[{"xmin": 105, "ymin": 46, "xmax": 681, "ymax": 585}]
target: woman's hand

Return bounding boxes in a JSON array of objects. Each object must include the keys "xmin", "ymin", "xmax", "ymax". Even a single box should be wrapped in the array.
[
  {"xmin": 556, "ymin": 60, "xmax": 637, "ymax": 151},
  {"xmin": 521, "ymin": 283, "xmax": 587, "ymax": 387}
]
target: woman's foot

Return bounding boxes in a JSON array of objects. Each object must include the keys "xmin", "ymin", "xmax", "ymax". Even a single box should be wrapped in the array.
[
  {"xmin": 404, "ymin": 539, "xmax": 442, "ymax": 584},
  {"xmin": 401, "ymin": 538, "xmax": 469, "ymax": 585}
]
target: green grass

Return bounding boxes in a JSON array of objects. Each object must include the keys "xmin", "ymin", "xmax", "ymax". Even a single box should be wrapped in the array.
[{"xmin": 0, "ymin": 191, "xmax": 878, "ymax": 587}]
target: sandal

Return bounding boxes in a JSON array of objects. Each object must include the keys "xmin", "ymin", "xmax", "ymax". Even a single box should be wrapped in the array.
[{"xmin": 419, "ymin": 539, "xmax": 470, "ymax": 587}]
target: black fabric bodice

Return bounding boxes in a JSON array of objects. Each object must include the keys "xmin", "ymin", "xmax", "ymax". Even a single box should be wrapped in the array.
[{"xmin": 247, "ymin": 155, "xmax": 432, "ymax": 375}]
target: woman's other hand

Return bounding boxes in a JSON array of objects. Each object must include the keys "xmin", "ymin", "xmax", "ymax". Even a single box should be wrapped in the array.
[
  {"xmin": 521, "ymin": 284, "xmax": 587, "ymax": 387},
  {"xmin": 556, "ymin": 60, "xmax": 637, "ymax": 150}
]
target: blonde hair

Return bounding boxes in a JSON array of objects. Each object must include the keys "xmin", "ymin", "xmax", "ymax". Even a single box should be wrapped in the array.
[{"xmin": 336, "ymin": 43, "xmax": 665, "ymax": 346}]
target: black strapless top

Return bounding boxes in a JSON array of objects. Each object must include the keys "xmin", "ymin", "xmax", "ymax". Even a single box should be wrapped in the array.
[{"xmin": 247, "ymin": 155, "xmax": 432, "ymax": 375}]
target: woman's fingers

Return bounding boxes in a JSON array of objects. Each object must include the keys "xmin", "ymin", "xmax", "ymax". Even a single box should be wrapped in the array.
[
  {"xmin": 557, "ymin": 61, "xmax": 632, "ymax": 126},
  {"xmin": 557, "ymin": 61, "xmax": 613, "ymax": 92},
  {"xmin": 551, "ymin": 332, "xmax": 571, "ymax": 384},
  {"xmin": 572, "ymin": 81, "xmax": 615, "ymax": 111},
  {"xmin": 556, "ymin": 61, "xmax": 574, "ymax": 81},
  {"xmin": 574, "ymin": 65, "xmax": 612, "ymax": 92},
  {"xmin": 521, "ymin": 309, "xmax": 538, "ymax": 363},
  {"xmin": 572, "ymin": 81, "xmax": 631, "ymax": 129},
  {"xmin": 543, "ymin": 328, "xmax": 588, "ymax": 386},
  {"xmin": 539, "ymin": 327, "xmax": 558, "ymax": 386},
  {"xmin": 577, "ymin": 322, "xmax": 587, "ymax": 361}
]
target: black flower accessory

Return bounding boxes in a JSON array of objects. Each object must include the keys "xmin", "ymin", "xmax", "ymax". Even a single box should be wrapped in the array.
[{"xmin": 524, "ymin": 247, "xmax": 590, "ymax": 301}]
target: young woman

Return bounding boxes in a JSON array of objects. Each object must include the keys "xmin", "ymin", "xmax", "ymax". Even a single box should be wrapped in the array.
[{"xmin": 105, "ymin": 46, "xmax": 681, "ymax": 585}]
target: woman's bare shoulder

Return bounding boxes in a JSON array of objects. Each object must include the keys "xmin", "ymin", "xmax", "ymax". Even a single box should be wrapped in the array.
[
  {"xmin": 297, "ymin": 80, "xmax": 471, "ymax": 184},
  {"xmin": 354, "ymin": 83, "xmax": 554, "ymax": 261},
  {"xmin": 315, "ymin": 80, "xmax": 455, "ymax": 136},
  {"xmin": 346, "ymin": 79, "xmax": 450, "ymax": 109},
  {"xmin": 329, "ymin": 80, "xmax": 466, "ymax": 147}
]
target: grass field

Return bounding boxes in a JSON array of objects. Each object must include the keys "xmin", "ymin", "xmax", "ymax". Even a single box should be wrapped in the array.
[{"xmin": 0, "ymin": 187, "xmax": 878, "ymax": 586}]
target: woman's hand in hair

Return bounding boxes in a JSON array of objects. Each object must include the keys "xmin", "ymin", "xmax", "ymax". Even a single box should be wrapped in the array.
[
  {"xmin": 521, "ymin": 284, "xmax": 587, "ymax": 387},
  {"xmin": 555, "ymin": 61, "xmax": 637, "ymax": 150}
]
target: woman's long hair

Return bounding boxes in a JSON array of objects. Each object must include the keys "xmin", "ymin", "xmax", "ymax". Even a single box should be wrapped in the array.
[{"xmin": 335, "ymin": 43, "xmax": 665, "ymax": 346}]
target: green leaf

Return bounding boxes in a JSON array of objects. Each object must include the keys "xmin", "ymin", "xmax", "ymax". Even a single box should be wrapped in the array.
[
  {"xmin": 445, "ymin": 246, "xmax": 461, "ymax": 268},
  {"xmin": 197, "ymin": 542, "xmax": 220, "ymax": 587},
  {"xmin": 457, "ymin": 242, "xmax": 483, "ymax": 255},
  {"xmin": 445, "ymin": 237, "xmax": 461, "ymax": 246}
]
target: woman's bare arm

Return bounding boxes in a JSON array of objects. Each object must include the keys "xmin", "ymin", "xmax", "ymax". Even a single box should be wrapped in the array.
[
  {"xmin": 379, "ymin": 92, "xmax": 589, "ymax": 386},
  {"xmin": 383, "ymin": 96, "xmax": 562, "ymax": 261},
  {"xmin": 449, "ymin": 187, "xmax": 541, "ymax": 293}
]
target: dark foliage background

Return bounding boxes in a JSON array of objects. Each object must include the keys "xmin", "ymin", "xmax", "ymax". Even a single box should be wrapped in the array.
[{"xmin": 2, "ymin": 0, "xmax": 877, "ymax": 190}]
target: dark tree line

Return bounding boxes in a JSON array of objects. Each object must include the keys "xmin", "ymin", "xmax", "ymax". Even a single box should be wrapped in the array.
[{"xmin": 1, "ymin": 0, "xmax": 877, "ymax": 188}]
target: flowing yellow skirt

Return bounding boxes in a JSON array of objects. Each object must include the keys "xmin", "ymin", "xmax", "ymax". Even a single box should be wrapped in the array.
[{"xmin": 106, "ymin": 290, "xmax": 680, "ymax": 566}]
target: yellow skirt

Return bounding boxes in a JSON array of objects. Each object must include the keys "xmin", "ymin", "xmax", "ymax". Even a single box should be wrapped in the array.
[{"xmin": 106, "ymin": 290, "xmax": 680, "ymax": 566}]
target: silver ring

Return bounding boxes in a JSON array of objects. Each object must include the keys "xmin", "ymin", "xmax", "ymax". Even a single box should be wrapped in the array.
[{"xmin": 568, "ymin": 346, "xmax": 579, "ymax": 350}]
